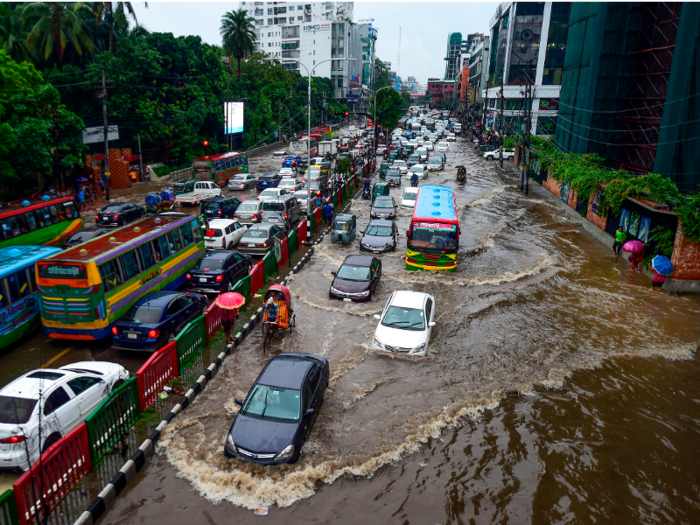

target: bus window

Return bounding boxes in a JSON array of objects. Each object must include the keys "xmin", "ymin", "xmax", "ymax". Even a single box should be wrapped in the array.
[
  {"xmin": 156, "ymin": 236, "xmax": 171, "ymax": 261},
  {"xmin": 39, "ymin": 208, "xmax": 51, "ymax": 227},
  {"xmin": 56, "ymin": 205, "xmax": 67, "ymax": 221},
  {"xmin": 6, "ymin": 274, "xmax": 22, "ymax": 304},
  {"xmin": 24, "ymin": 212, "xmax": 38, "ymax": 232},
  {"xmin": 32, "ymin": 209, "xmax": 45, "ymax": 229},
  {"xmin": 48, "ymin": 205, "xmax": 59, "ymax": 224},
  {"xmin": 192, "ymin": 223, "xmax": 203, "ymax": 244},
  {"xmin": 28, "ymin": 265, "xmax": 36, "ymax": 289},
  {"xmin": 8, "ymin": 217, "xmax": 21, "ymax": 237},
  {"xmin": 0, "ymin": 219, "xmax": 10, "ymax": 239},
  {"xmin": 138, "ymin": 243, "xmax": 155, "ymax": 270},
  {"xmin": 14, "ymin": 270, "xmax": 31, "ymax": 298},
  {"xmin": 16, "ymin": 214, "xmax": 29, "ymax": 235},
  {"xmin": 170, "ymin": 229, "xmax": 184, "ymax": 252},
  {"xmin": 180, "ymin": 224, "xmax": 194, "ymax": 246},
  {"xmin": 119, "ymin": 251, "xmax": 140, "ymax": 282},
  {"xmin": 244, "ymin": 156, "xmax": 248, "ymax": 165},
  {"xmin": 0, "ymin": 281, "xmax": 6, "ymax": 309},
  {"xmin": 98, "ymin": 259, "xmax": 121, "ymax": 292},
  {"xmin": 63, "ymin": 201, "xmax": 78, "ymax": 219}
]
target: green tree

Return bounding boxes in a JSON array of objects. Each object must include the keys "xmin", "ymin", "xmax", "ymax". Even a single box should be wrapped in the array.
[
  {"xmin": 0, "ymin": 3, "xmax": 30, "ymax": 63},
  {"xmin": 373, "ymin": 88, "xmax": 404, "ymax": 133},
  {"xmin": 92, "ymin": 2, "xmax": 146, "ymax": 57},
  {"xmin": 374, "ymin": 58, "xmax": 391, "ymax": 89},
  {"xmin": 400, "ymin": 86, "xmax": 412, "ymax": 108},
  {"xmin": 23, "ymin": 2, "xmax": 94, "ymax": 67},
  {"xmin": 220, "ymin": 9, "xmax": 255, "ymax": 81}
]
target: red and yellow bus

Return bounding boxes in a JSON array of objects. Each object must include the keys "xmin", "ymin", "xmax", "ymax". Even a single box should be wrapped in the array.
[{"xmin": 192, "ymin": 151, "xmax": 249, "ymax": 187}]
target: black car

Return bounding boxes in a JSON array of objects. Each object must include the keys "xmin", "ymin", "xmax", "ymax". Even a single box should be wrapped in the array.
[
  {"xmin": 256, "ymin": 173, "xmax": 281, "ymax": 191},
  {"xmin": 95, "ymin": 202, "xmax": 145, "ymax": 227},
  {"xmin": 329, "ymin": 255, "xmax": 382, "ymax": 302},
  {"xmin": 359, "ymin": 220, "xmax": 398, "ymax": 254},
  {"xmin": 186, "ymin": 250, "xmax": 252, "ymax": 293},
  {"xmin": 385, "ymin": 168, "xmax": 401, "ymax": 187},
  {"xmin": 201, "ymin": 196, "xmax": 242, "ymax": 219},
  {"xmin": 225, "ymin": 352, "xmax": 330, "ymax": 464},
  {"xmin": 63, "ymin": 226, "xmax": 109, "ymax": 248},
  {"xmin": 370, "ymin": 196, "xmax": 397, "ymax": 220}
]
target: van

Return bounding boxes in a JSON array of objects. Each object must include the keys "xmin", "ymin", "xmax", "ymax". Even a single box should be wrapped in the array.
[{"xmin": 261, "ymin": 195, "xmax": 300, "ymax": 231}]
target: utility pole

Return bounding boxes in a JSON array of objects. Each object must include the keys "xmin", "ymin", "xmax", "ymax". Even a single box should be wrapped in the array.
[
  {"xmin": 523, "ymin": 60, "xmax": 533, "ymax": 195},
  {"xmin": 137, "ymin": 133, "xmax": 144, "ymax": 181},
  {"xmin": 499, "ymin": 71, "xmax": 504, "ymax": 169},
  {"xmin": 102, "ymin": 68, "xmax": 110, "ymax": 200}
]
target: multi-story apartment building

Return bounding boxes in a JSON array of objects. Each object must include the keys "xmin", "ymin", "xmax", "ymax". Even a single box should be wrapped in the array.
[
  {"xmin": 468, "ymin": 34, "xmax": 489, "ymax": 106},
  {"xmin": 483, "ymin": 2, "xmax": 571, "ymax": 136},
  {"xmin": 444, "ymin": 32, "xmax": 463, "ymax": 80},
  {"xmin": 427, "ymin": 78, "xmax": 456, "ymax": 106}
]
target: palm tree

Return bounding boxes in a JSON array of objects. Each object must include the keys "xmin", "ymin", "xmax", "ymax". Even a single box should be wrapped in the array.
[
  {"xmin": 220, "ymin": 9, "xmax": 256, "ymax": 81},
  {"xmin": 92, "ymin": 2, "xmax": 147, "ymax": 56},
  {"xmin": 0, "ymin": 4, "xmax": 31, "ymax": 63},
  {"xmin": 23, "ymin": 2, "xmax": 93, "ymax": 67}
]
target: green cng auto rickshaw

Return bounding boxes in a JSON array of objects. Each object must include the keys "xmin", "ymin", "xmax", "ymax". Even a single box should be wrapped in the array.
[
  {"xmin": 372, "ymin": 182, "xmax": 390, "ymax": 201},
  {"xmin": 379, "ymin": 162, "xmax": 390, "ymax": 179},
  {"xmin": 173, "ymin": 179, "xmax": 196, "ymax": 195},
  {"xmin": 330, "ymin": 213, "xmax": 357, "ymax": 244}
]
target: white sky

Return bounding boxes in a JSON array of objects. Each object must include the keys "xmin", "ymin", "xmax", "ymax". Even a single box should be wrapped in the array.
[{"xmin": 131, "ymin": 1, "xmax": 497, "ymax": 87}]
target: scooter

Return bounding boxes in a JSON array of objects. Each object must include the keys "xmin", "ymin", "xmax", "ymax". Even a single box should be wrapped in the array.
[{"xmin": 410, "ymin": 176, "xmax": 419, "ymax": 187}]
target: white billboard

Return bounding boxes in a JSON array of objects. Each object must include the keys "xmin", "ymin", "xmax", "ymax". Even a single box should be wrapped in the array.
[
  {"xmin": 82, "ymin": 125, "xmax": 119, "ymax": 144},
  {"xmin": 224, "ymin": 102, "xmax": 244, "ymax": 134}
]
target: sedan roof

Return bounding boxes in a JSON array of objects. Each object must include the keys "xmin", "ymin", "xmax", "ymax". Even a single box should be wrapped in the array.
[
  {"xmin": 391, "ymin": 290, "xmax": 429, "ymax": 309},
  {"xmin": 259, "ymin": 355, "xmax": 315, "ymax": 390},
  {"xmin": 200, "ymin": 250, "xmax": 231, "ymax": 261},
  {"xmin": 343, "ymin": 254, "xmax": 375, "ymax": 267},
  {"xmin": 367, "ymin": 219, "xmax": 393, "ymax": 228}
]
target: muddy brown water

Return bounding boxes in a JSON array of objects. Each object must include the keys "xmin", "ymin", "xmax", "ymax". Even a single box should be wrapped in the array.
[{"xmin": 4, "ymin": 138, "xmax": 700, "ymax": 523}]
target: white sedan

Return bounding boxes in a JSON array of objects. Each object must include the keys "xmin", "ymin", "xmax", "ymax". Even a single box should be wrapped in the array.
[
  {"xmin": 409, "ymin": 165, "xmax": 428, "ymax": 180},
  {"xmin": 204, "ymin": 219, "xmax": 247, "ymax": 249},
  {"xmin": 435, "ymin": 142, "xmax": 449, "ymax": 152},
  {"xmin": 392, "ymin": 160, "xmax": 408, "ymax": 175},
  {"xmin": 0, "ymin": 362, "xmax": 129, "ymax": 470},
  {"xmin": 401, "ymin": 187, "xmax": 420, "ymax": 209},
  {"xmin": 424, "ymin": 141, "xmax": 434, "ymax": 152},
  {"xmin": 258, "ymin": 188, "xmax": 290, "ymax": 202},
  {"xmin": 483, "ymin": 149, "xmax": 515, "ymax": 161},
  {"xmin": 278, "ymin": 167, "xmax": 297, "ymax": 178},
  {"xmin": 372, "ymin": 291, "xmax": 436, "ymax": 357},
  {"xmin": 278, "ymin": 177, "xmax": 305, "ymax": 192}
]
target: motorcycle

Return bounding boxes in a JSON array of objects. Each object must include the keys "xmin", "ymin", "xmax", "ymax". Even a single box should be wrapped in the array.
[
  {"xmin": 410, "ymin": 175, "xmax": 419, "ymax": 187},
  {"xmin": 362, "ymin": 186, "xmax": 371, "ymax": 200},
  {"xmin": 456, "ymin": 165, "xmax": 467, "ymax": 184}
]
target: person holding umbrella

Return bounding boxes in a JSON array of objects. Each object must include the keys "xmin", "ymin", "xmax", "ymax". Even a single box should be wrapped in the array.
[
  {"xmin": 650, "ymin": 255, "xmax": 674, "ymax": 292},
  {"xmin": 216, "ymin": 292, "xmax": 246, "ymax": 344},
  {"xmin": 622, "ymin": 239, "xmax": 644, "ymax": 270}
]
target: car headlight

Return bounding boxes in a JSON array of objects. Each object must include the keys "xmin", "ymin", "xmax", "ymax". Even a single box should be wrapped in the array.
[
  {"xmin": 358, "ymin": 290, "xmax": 370, "ymax": 297},
  {"xmin": 412, "ymin": 343, "xmax": 426, "ymax": 353},
  {"xmin": 275, "ymin": 444, "xmax": 294, "ymax": 461},
  {"xmin": 373, "ymin": 336, "xmax": 383, "ymax": 347},
  {"xmin": 226, "ymin": 433, "xmax": 235, "ymax": 450},
  {"xmin": 330, "ymin": 286, "xmax": 341, "ymax": 294}
]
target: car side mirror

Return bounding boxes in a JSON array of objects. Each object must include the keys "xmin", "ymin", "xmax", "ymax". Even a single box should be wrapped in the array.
[
  {"xmin": 235, "ymin": 398, "xmax": 243, "ymax": 406},
  {"xmin": 331, "ymin": 271, "xmax": 337, "ymax": 276},
  {"xmin": 429, "ymin": 322, "xmax": 436, "ymax": 328},
  {"xmin": 304, "ymin": 408, "xmax": 315, "ymax": 417},
  {"xmin": 373, "ymin": 314, "xmax": 381, "ymax": 320}
]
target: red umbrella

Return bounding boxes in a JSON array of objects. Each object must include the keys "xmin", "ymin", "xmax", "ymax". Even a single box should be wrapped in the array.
[
  {"xmin": 622, "ymin": 240, "xmax": 644, "ymax": 253},
  {"xmin": 216, "ymin": 292, "xmax": 245, "ymax": 310}
]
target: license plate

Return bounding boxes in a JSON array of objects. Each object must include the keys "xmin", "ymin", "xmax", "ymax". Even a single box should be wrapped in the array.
[
  {"xmin": 199, "ymin": 278, "xmax": 207, "ymax": 282},
  {"xmin": 373, "ymin": 249, "xmax": 382, "ymax": 253},
  {"xmin": 102, "ymin": 217, "xmax": 108, "ymax": 221},
  {"xmin": 127, "ymin": 333, "xmax": 138, "ymax": 340},
  {"xmin": 343, "ymin": 298, "xmax": 352, "ymax": 302}
]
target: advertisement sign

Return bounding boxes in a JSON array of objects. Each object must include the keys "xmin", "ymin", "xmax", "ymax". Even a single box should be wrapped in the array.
[
  {"xmin": 224, "ymin": 102, "xmax": 245, "ymax": 134},
  {"xmin": 303, "ymin": 23, "xmax": 330, "ymax": 32},
  {"xmin": 82, "ymin": 126, "xmax": 119, "ymax": 144}
]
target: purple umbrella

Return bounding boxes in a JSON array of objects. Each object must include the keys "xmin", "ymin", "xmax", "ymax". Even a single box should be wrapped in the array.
[{"xmin": 622, "ymin": 240, "xmax": 644, "ymax": 253}]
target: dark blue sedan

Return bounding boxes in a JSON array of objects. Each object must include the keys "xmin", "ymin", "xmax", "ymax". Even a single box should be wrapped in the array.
[
  {"xmin": 256, "ymin": 173, "xmax": 281, "ymax": 191},
  {"xmin": 186, "ymin": 250, "xmax": 251, "ymax": 293},
  {"xmin": 282, "ymin": 155, "xmax": 302, "ymax": 168},
  {"xmin": 111, "ymin": 291, "xmax": 208, "ymax": 352},
  {"xmin": 224, "ymin": 353, "xmax": 330, "ymax": 464}
]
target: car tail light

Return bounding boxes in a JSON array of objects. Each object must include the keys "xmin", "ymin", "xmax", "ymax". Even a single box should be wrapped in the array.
[
  {"xmin": 112, "ymin": 326, "xmax": 118, "ymax": 335},
  {"xmin": 284, "ymin": 213, "xmax": 288, "ymax": 219},
  {"xmin": 234, "ymin": 213, "xmax": 238, "ymax": 218},
  {"xmin": 148, "ymin": 330, "xmax": 160, "ymax": 339},
  {"xmin": 186, "ymin": 274, "xmax": 191, "ymax": 280},
  {"xmin": 113, "ymin": 215, "xmax": 119, "ymax": 219},
  {"xmin": 253, "ymin": 214, "xmax": 258, "ymax": 220},
  {"xmin": 216, "ymin": 275, "xmax": 223, "ymax": 282},
  {"xmin": 263, "ymin": 243, "xmax": 267, "ymax": 247},
  {"xmin": 0, "ymin": 436, "xmax": 26, "ymax": 444},
  {"xmin": 260, "ymin": 212, "xmax": 264, "ymax": 217},
  {"xmin": 218, "ymin": 210, "xmax": 222, "ymax": 216},
  {"xmin": 94, "ymin": 215, "xmax": 99, "ymax": 220}
]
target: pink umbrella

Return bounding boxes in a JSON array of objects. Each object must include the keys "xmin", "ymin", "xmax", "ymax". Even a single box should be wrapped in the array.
[
  {"xmin": 216, "ymin": 292, "xmax": 245, "ymax": 310},
  {"xmin": 622, "ymin": 240, "xmax": 644, "ymax": 253}
]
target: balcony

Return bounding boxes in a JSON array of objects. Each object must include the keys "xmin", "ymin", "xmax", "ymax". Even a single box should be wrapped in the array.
[
  {"xmin": 282, "ymin": 50, "xmax": 300, "ymax": 59},
  {"xmin": 281, "ymin": 26, "xmax": 300, "ymax": 39}
]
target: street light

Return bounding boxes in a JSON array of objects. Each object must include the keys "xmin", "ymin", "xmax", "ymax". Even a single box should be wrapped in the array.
[
  {"xmin": 370, "ymin": 86, "xmax": 394, "ymax": 151},
  {"xmin": 281, "ymin": 57, "xmax": 358, "ymax": 216}
]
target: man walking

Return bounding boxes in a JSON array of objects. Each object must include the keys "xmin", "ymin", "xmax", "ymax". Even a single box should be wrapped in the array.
[
  {"xmin": 613, "ymin": 226, "xmax": 626, "ymax": 256},
  {"xmin": 323, "ymin": 202, "xmax": 334, "ymax": 226}
]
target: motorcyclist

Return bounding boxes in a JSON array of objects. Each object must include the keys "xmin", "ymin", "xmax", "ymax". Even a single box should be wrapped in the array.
[{"xmin": 410, "ymin": 173, "xmax": 419, "ymax": 187}]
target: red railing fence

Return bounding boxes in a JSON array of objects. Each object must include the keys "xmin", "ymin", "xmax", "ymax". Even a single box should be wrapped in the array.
[
  {"xmin": 136, "ymin": 342, "xmax": 178, "ymax": 412},
  {"xmin": 250, "ymin": 261, "xmax": 264, "ymax": 296},
  {"xmin": 205, "ymin": 302, "xmax": 222, "ymax": 344}
]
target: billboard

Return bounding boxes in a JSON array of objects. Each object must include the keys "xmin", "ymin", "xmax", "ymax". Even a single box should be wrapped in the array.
[{"xmin": 224, "ymin": 102, "xmax": 244, "ymax": 134}]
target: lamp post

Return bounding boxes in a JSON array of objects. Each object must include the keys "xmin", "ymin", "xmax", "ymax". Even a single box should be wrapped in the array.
[
  {"xmin": 371, "ymin": 86, "xmax": 394, "ymax": 152},
  {"xmin": 281, "ymin": 57, "xmax": 358, "ymax": 216}
]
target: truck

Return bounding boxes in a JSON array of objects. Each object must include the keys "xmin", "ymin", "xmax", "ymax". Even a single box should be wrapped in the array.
[
  {"xmin": 453, "ymin": 122, "xmax": 462, "ymax": 134},
  {"xmin": 175, "ymin": 180, "xmax": 222, "ymax": 207},
  {"xmin": 318, "ymin": 140, "xmax": 337, "ymax": 157}
]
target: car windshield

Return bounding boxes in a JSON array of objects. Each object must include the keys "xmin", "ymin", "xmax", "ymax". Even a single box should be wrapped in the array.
[
  {"xmin": 102, "ymin": 204, "xmax": 123, "ymax": 213},
  {"xmin": 245, "ymin": 229, "xmax": 270, "ymax": 239},
  {"xmin": 337, "ymin": 264, "xmax": 371, "ymax": 281},
  {"xmin": 408, "ymin": 224, "xmax": 458, "ymax": 250},
  {"xmin": 123, "ymin": 305, "xmax": 163, "ymax": 324},
  {"xmin": 279, "ymin": 180, "xmax": 295, "ymax": 186},
  {"xmin": 374, "ymin": 198, "xmax": 393, "ymax": 209},
  {"xmin": 410, "ymin": 168, "xmax": 423, "ymax": 174},
  {"xmin": 334, "ymin": 221, "xmax": 350, "ymax": 231},
  {"xmin": 242, "ymin": 384, "xmax": 300, "ymax": 421},
  {"xmin": 202, "ymin": 202, "xmax": 221, "ymax": 210},
  {"xmin": 232, "ymin": 176, "xmax": 245, "ymax": 182},
  {"xmin": 366, "ymin": 225, "xmax": 393, "ymax": 236},
  {"xmin": 403, "ymin": 192, "xmax": 418, "ymax": 201},
  {"xmin": 262, "ymin": 202, "xmax": 285, "ymax": 212},
  {"xmin": 387, "ymin": 170, "xmax": 400, "ymax": 177},
  {"xmin": 394, "ymin": 161, "xmax": 406, "ymax": 167},
  {"xmin": 429, "ymin": 158, "xmax": 441, "ymax": 164},
  {"xmin": 382, "ymin": 305, "xmax": 425, "ymax": 331},
  {"xmin": 0, "ymin": 396, "xmax": 37, "ymax": 424},
  {"xmin": 237, "ymin": 203, "xmax": 258, "ymax": 212},
  {"xmin": 194, "ymin": 258, "xmax": 225, "ymax": 271},
  {"xmin": 260, "ymin": 190, "xmax": 277, "ymax": 198}
]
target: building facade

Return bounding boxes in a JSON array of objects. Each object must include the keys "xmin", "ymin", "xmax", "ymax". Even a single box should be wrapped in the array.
[
  {"xmin": 427, "ymin": 79, "xmax": 456, "ymax": 107},
  {"xmin": 444, "ymin": 32, "xmax": 463, "ymax": 80},
  {"xmin": 483, "ymin": 2, "xmax": 571, "ymax": 136}
]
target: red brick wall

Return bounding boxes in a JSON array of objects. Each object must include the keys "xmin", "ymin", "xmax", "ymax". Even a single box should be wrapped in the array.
[
  {"xmin": 567, "ymin": 189, "xmax": 578, "ymax": 210},
  {"xmin": 670, "ymin": 225, "xmax": 700, "ymax": 280},
  {"xmin": 542, "ymin": 175, "xmax": 561, "ymax": 196},
  {"xmin": 586, "ymin": 198, "xmax": 608, "ymax": 230}
]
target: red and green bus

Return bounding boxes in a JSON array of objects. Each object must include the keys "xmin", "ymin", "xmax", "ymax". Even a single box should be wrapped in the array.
[
  {"xmin": 192, "ymin": 151, "xmax": 249, "ymax": 187},
  {"xmin": 0, "ymin": 197, "xmax": 82, "ymax": 249},
  {"xmin": 406, "ymin": 185, "xmax": 460, "ymax": 272}
]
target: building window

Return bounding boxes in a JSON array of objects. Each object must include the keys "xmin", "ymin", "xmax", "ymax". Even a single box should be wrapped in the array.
[
  {"xmin": 268, "ymin": 18, "xmax": 273, "ymax": 25},
  {"xmin": 542, "ymin": 2, "xmax": 571, "ymax": 85},
  {"xmin": 268, "ymin": 8, "xmax": 272, "ymax": 14},
  {"xmin": 298, "ymin": 16, "xmax": 303, "ymax": 20}
]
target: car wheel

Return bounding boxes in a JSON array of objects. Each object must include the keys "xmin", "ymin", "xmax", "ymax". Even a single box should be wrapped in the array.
[
  {"xmin": 42, "ymin": 433, "xmax": 62, "ymax": 453},
  {"xmin": 118, "ymin": 218, "xmax": 125, "ymax": 227},
  {"xmin": 227, "ymin": 242, "xmax": 234, "ymax": 250}
]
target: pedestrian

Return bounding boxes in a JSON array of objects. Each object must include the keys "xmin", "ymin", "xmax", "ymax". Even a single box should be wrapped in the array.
[
  {"xmin": 629, "ymin": 246, "xmax": 644, "ymax": 271},
  {"xmin": 323, "ymin": 202, "xmax": 334, "ymax": 226},
  {"xmin": 612, "ymin": 226, "xmax": 626, "ymax": 256},
  {"xmin": 129, "ymin": 170, "xmax": 138, "ymax": 187},
  {"xmin": 221, "ymin": 306, "xmax": 238, "ymax": 345},
  {"xmin": 77, "ymin": 188, "xmax": 86, "ymax": 211},
  {"xmin": 649, "ymin": 264, "xmax": 666, "ymax": 292}
]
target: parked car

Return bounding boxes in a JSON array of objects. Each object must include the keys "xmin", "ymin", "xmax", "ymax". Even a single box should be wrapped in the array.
[
  {"xmin": 201, "ymin": 196, "xmax": 242, "ymax": 219},
  {"xmin": 401, "ymin": 187, "xmax": 420, "ymax": 209},
  {"xmin": 63, "ymin": 226, "xmax": 109, "ymax": 248},
  {"xmin": 271, "ymin": 151, "xmax": 288, "ymax": 160},
  {"xmin": 360, "ymin": 219, "xmax": 398, "ymax": 254},
  {"xmin": 256, "ymin": 173, "xmax": 282, "ymax": 191},
  {"xmin": 0, "ymin": 362, "xmax": 129, "ymax": 470},
  {"xmin": 95, "ymin": 202, "xmax": 145, "ymax": 227},
  {"xmin": 385, "ymin": 168, "xmax": 402, "ymax": 187},
  {"xmin": 237, "ymin": 223, "xmax": 287, "ymax": 256},
  {"xmin": 112, "ymin": 291, "xmax": 208, "ymax": 352},
  {"xmin": 224, "ymin": 353, "xmax": 330, "ymax": 465},
  {"xmin": 258, "ymin": 188, "xmax": 290, "ymax": 202},
  {"xmin": 232, "ymin": 203, "xmax": 262, "ymax": 228},
  {"xmin": 204, "ymin": 219, "xmax": 248, "ymax": 250},
  {"xmin": 435, "ymin": 142, "xmax": 449, "ymax": 153},
  {"xmin": 228, "ymin": 174, "xmax": 257, "ymax": 191},
  {"xmin": 371, "ymin": 291, "xmax": 436, "ymax": 357},
  {"xmin": 278, "ymin": 177, "xmax": 305, "ymax": 192},
  {"xmin": 186, "ymin": 250, "xmax": 251, "ymax": 293},
  {"xmin": 409, "ymin": 165, "xmax": 428, "ymax": 180},
  {"xmin": 427, "ymin": 157, "xmax": 444, "ymax": 172},
  {"xmin": 261, "ymin": 195, "xmax": 300, "ymax": 231},
  {"xmin": 329, "ymin": 255, "xmax": 382, "ymax": 302},
  {"xmin": 370, "ymin": 196, "xmax": 397, "ymax": 220},
  {"xmin": 484, "ymin": 149, "xmax": 515, "ymax": 161}
]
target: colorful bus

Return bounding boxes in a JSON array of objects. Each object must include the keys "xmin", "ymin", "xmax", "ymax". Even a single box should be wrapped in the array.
[
  {"xmin": 0, "ymin": 197, "xmax": 82, "ymax": 249},
  {"xmin": 37, "ymin": 215, "xmax": 206, "ymax": 340},
  {"xmin": 406, "ymin": 185, "xmax": 460, "ymax": 272},
  {"xmin": 0, "ymin": 246, "xmax": 62, "ymax": 350},
  {"xmin": 290, "ymin": 138, "xmax": 318, "ymax": 158},
  {"xmin": 192, "ymin": 151, "xmax": 249, "ymax": 187}
]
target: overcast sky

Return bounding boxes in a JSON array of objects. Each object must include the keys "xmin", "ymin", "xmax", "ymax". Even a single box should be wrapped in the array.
[{"xmin": 131, "ymin": 1, "xmax": 496, "ymax": 87}]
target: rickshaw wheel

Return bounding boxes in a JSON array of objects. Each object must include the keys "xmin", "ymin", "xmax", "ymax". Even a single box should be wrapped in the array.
[
  {"xmin": 262, "ymin": 323, "xmax": 272, "ymax": 354},
  {"xmin": 290, "ymin": 314, "xmax": 296, "ymax": 332}
]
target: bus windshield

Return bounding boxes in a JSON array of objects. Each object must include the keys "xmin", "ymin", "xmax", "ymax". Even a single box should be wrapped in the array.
[{"xmin": 408, "ymin": 223, "xmax": 457, "ymax": 250}]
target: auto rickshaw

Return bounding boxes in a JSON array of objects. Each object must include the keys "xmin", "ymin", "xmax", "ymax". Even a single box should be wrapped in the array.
[
  {"xmin": 387, "ymin": 151, "xmax": 398, "ymax": 164},
  {"xmin": 330, "ymin": 213, "xmax": 357, "ymax": 245},
  {"xmin": 159, "ymin": 189, "xmax": 177, "ymax": 211},
  {"xmin": 456, "ymin": 165, "xmax": 467, "ymax": 184},
  {"xmin": 372, "ymin": 182, "xmax": 390, "ymax": 201},
  {"xmin": 404, "ymin": 144, "xmax": 415, "ymax": 156},
  {"xmin": 145, "ymin": 193, "xmax": 162, "ymax": 214},
  {"xmin": 379, "ymin": 162, "xmax": 390, "ymax": 180},
  {"xmin": 173, "ymin": 179, "xmax": 196, "ymax": 195},
  {"xmin": 261, "ymin": 284, "xmax": 296, "ymax": 353}
]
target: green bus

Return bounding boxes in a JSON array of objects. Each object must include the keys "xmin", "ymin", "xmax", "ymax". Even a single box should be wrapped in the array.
[{"xmin": 0, "ymin": 197, "xmax": 82, "ymax": 249}]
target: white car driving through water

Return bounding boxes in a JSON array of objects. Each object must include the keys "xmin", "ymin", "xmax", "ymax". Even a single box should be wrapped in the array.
[{"xmin": 371, "ymin": 291, "xmax": 436, "ymax": 357}]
